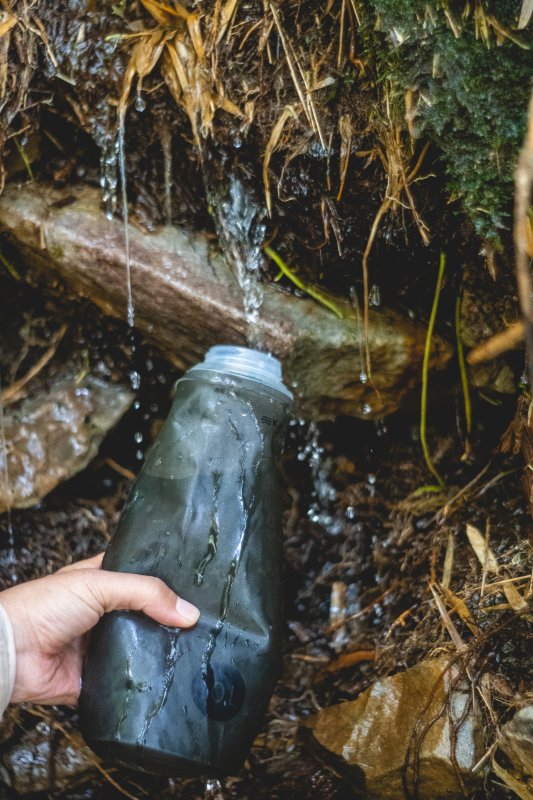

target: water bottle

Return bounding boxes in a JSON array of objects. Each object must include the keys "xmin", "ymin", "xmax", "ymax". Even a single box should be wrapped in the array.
[{"xmin": 79, "ymin": 345, "xmax": 292, "ymax": 777}]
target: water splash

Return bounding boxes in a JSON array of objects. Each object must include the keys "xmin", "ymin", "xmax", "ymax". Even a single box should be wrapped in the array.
[
  {"xmin": 0, "ymin": 376, "xmax": 17, "ymax": 583},
  {"xmin": 297, "ymin": 421, "xmax": 344, "ymax": 536},
  {"xmin": 204, "ymin": 778, "xmax": 225, "ymax": 800},
  {"xmin": 209, "ymin": 175, "xmax": 266, "ymax": 349}
]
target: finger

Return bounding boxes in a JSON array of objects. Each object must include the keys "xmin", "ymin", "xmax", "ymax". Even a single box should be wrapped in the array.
[
  {"xmin": 57, "ymin": 553, "xmax": 105, "ymax": 574},
  {"xmin": 78, "ymin": 569, "xmax": 200, "ymax": 628}
]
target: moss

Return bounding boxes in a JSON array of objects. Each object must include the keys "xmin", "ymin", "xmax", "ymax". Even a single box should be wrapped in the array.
[{"xmin": 367, "ymin": 0, "xmax": 532, "ymax": 242}]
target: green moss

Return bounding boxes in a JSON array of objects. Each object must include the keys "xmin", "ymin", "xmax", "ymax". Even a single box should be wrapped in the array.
[{"xmin": 367, "ymin": 0, "xmax": 532, "ymax": 242}]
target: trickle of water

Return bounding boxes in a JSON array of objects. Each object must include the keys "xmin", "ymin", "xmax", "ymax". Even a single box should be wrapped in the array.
[
  {"xmin": 208, "ymin": 175, "xmax": 266, "ymax": 349},
  {"xmin": 0, "ymin": 376, "xmax": 17, "ymax": 583},
  {"xmin": 97, "ymin": 132, "xmax": 119, "ymax": 221},
  {"xmin": 117, "ymin": 111, "xmax": 134, "ymax": 328},
  {"xmin": 204, "ymin": 778, "xmax": 225, "ymax": 800}
]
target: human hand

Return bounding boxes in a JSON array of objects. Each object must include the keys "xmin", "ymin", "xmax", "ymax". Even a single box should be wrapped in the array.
[{"xmin": 0, "ymin": 554, "xmax": 200, "ymax": 706}]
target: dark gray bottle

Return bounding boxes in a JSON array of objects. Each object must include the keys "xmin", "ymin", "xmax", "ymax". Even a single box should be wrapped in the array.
[{"xmin": 79, "ymin": 345, "xmax": 292, "ymax": 778}]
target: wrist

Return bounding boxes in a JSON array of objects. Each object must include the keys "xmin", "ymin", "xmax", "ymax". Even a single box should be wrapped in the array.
[{"xmin": 0, "ymin": 601, "xmax": 16, "ymax": 713}]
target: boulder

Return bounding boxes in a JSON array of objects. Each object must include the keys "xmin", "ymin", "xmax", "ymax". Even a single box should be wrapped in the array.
[
  {"xmin": 307, "ymin": 658, "xmax": 484, "ymax": 799},
  {"xmin": 0, "ymin": 375, "xmax": 133, "ymax": 511}
]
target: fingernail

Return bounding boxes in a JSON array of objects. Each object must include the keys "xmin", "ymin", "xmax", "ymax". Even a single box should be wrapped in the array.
[{"xmin": 176, "ymin": 596, "xmax": 200, "ymax": 624}]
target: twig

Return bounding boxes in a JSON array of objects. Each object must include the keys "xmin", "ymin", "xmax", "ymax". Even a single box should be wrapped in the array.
[
  {"xmin": 0, "ymin": 324, "xmax": 68, "ymax": 406},
  {"xmin": 467, "ymin": 320, "xmax": 525, "ymax": 365}
]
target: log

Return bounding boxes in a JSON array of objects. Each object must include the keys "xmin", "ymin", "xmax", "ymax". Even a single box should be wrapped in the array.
[{"xmin": 0, "ymin": 182, "xmax": 453, "ymax": 420}]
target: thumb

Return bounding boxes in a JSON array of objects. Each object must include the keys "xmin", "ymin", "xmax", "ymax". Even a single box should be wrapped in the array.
[{"xmin": 76, "ymin": 569, "xmax": 200, "ymax": 630}]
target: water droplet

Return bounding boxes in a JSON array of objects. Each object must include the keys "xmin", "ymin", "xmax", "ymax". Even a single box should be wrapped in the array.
[
  {"xmin": 133, "ymin": 400, "xmax": 141, "ymax": 411},
  {"xmin": 134, "ymin": 432, "xmax": 143, "ymax": 444},
  {"xmin": 345, "ymin": 505, "xmax": 356, "ymax": 520},
  {"xmin": 359, "ymin": 370, "xmax": 368, "ymax": 384},
  {"xmin": 204, "ymin": 778, "xmax": 225, "ymax": 800},
  {"xmin": 135, "ymin": 449, "xmax": 144, "ymax": 461},
  {"xmin": 369, "ymin": 284, "xmax": 381, "ymax": 307},
  {"xmin": 129, "ymin": 371, "xmax": 141, "ymax": 390},
  {"xmin": 362, "ymin": 403, "xmax": 372, "ymax": 416},
  {"xmin": 520, "ymin": 371, "xmax": 528, "ymax": 386},
  {"xmin": 135, "ymin": 92, "xmax": 146, "ymax": 113}
]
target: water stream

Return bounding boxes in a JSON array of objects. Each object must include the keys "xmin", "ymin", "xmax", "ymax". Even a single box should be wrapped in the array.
[
  {"xmin": 206, "ymin": 173, "xmax": 266, "ymax": 350},
  {"xmin": 117, "ymin": 111, "xmax": 134, "ymax": 329}
]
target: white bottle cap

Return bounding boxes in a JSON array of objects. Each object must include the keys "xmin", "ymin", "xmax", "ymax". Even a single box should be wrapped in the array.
[{"xmin": 189, "ymin": 345, "xmax": 292, "ymax": 400}]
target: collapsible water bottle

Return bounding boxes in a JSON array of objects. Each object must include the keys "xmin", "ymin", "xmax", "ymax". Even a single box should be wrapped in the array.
[{"xmin": 79, "ymin": 345, "xmax": 292, "ymax": 777}]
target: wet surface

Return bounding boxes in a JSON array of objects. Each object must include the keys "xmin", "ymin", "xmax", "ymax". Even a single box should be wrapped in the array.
[{"xmin": 0, "ymin": 264, "xmax": 531, "ymax": 798}]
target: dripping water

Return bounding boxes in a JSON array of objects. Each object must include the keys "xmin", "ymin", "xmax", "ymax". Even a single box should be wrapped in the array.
[
  {"xmin": 207, "ymin": 173, "xmax": 266, "ymax": 349},
  {"xmin": 117, "ymin": 110, "xmax": 134, "ymax": 329},
  {"xmin": 97, "ymin": 114, "xmax": 144, "ymax": 457},
  {"xmin": 204, "ymin": 778, "xmax": 225, "ymax": 799},
  {"xmin": 0, "ymin": 375, "xmax": 16, "ymax": 583},
  {"xmin": 297, "ymin": 420, "xmax": 343, "ymax": 536},
  {"xmin": 98, "ymin": 134, "xmax": 119, "ymax": 220}
]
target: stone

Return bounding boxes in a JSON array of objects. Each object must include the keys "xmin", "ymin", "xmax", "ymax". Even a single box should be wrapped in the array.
[
  {"xmin": 307, "ymin": 658, "xmax": 484, "ymax": 799},
  {"xmin": 493, "ymin": 705, "xmax": 533, "ymax": 800},
  {"xmin": 0, "ymin": 182, "xmax": 453, "ymax": 421},
  {"xmin": 0, "ymin": 375, "xmax": 133, "ymax": 511},
  {"xmin": 0, "ymin": 721, "xmax": 96, "ymax": 793}
]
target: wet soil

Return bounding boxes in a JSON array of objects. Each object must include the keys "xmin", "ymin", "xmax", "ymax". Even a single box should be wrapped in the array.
[{"xmin": 0, "ymin": 269, "xmax": 531, "ymax": 799}]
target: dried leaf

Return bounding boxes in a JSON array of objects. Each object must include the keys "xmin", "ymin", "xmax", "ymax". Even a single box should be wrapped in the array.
[
  {"xmin": 263, "ymin": 105, "xmax": 298, "ymax": 215},
  {"xmin": 141, "ymin": 0, "xmax": 188, "ymax": 24},
  {"xmin": 465, "ymin": 523, "xmax": 499, "ymax": 573},
  {"xmin": 492, "ymin": 756, "xmax": 533, "ymax": 800},
  {"xmin": 440, "ymin": 584, "xmax": 479, "ymax": 635},
  {"xmin": 0, "ymin": 13, "xmax": 17, "ymax": 37},
  {"xmin": 441, "ymin": 530, "xmax": 454, "ymax": 588},
  {"xmin": 518, "ymin": 0, "xmax": 533, "ymax": 29},
  {"xmin": 119, "ymin": 29, "xmax": 168, "ymax": 113},
  {"xmin": 502, "ymin": 581, "xmax": 529, "ymax": 613},
  {"xmin": 187, "ymin": 13, "xmax": 204, "ymax": 61},
  {"xmin": 216, "ymin": 0, "xmax": 239, "ymax": 44}
]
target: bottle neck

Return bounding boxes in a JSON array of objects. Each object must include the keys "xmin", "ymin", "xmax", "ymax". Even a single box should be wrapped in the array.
[{"xmin": 187, "ymin": 346, "xmax": 292, "ymax": 401}]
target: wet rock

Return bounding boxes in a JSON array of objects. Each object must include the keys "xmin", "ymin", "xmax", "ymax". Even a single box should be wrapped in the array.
[
  {"xmin": 0, "ymin": 376, "xmax": 133, "ymax": 511},
  {"xmin": 493, "ymin": 705, "xmax": 533, "ymax": 800},
  {"xmin": 0, "ymin": 721, "xmax": 96, "ymax": 793},
  {"xmin": 0, "ymin": 182, "xmax": 453, "ymax": 420},
  {"xmin": 307, "ymin": 658, "xmax": 484, "ymax": 799}
]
